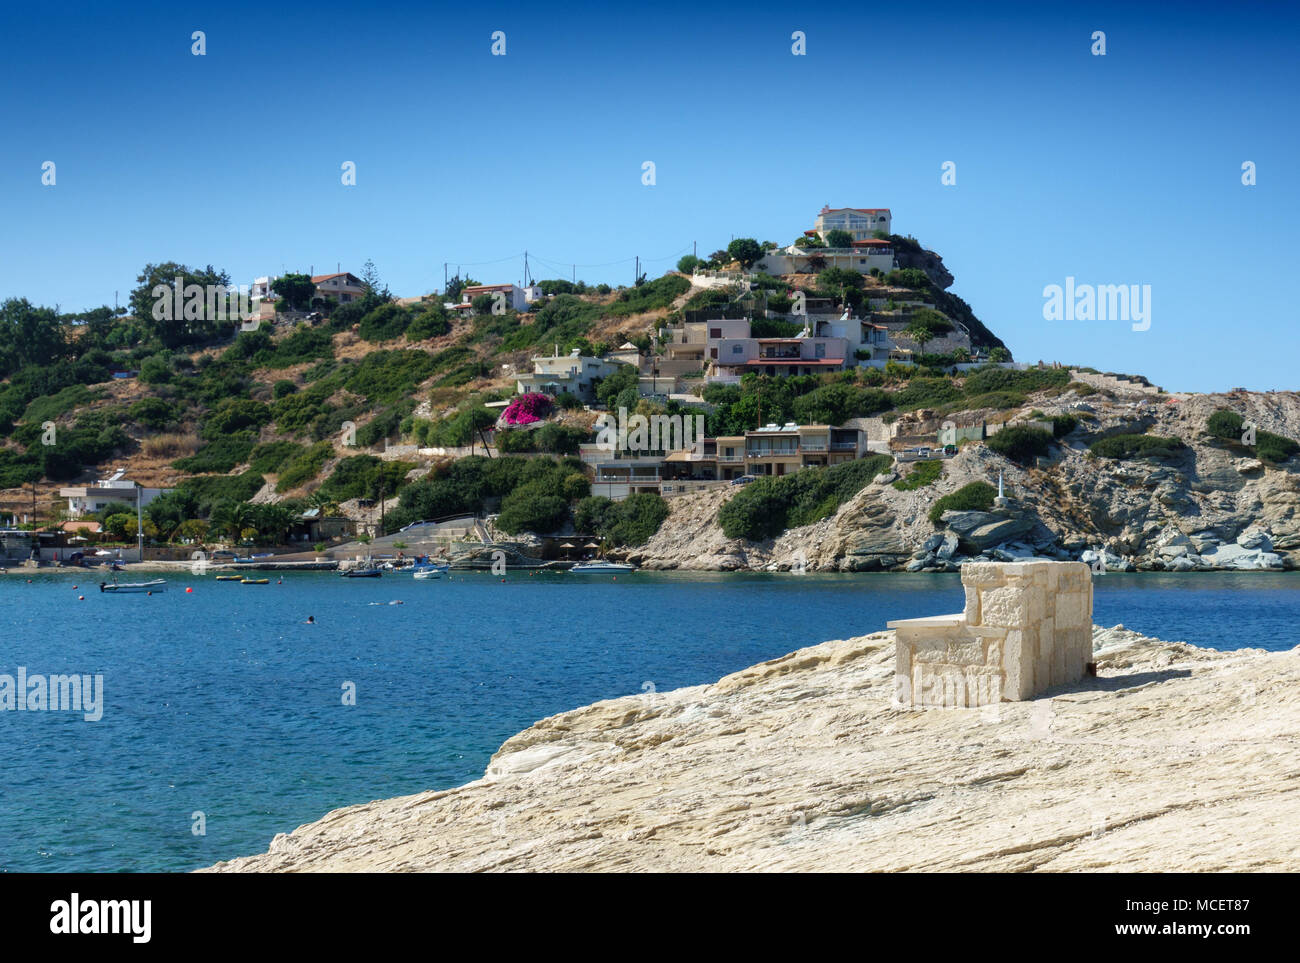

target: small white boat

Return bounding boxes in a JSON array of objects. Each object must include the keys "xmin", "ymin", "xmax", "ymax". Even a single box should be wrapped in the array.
[
  {"xmin": 412, "ymin": 568, "xmax": 441, "ymax": 580},
  {"xmin": 99, "ymin": 579, "xmax": 168, "ymax": 593},
  {"xmin": 569, "ymin": 561, "xmax": 637, "ymax": 573}
]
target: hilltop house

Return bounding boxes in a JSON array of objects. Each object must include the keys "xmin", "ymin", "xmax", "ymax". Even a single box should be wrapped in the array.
[
  {"xmin": 312, "ymin": 272, "xmax": 366, "ymax": 304},
  {"xmin": 60, "ymin": 471, "xmax": 168, "ymax": 518},
  {"xmin": 516, "ymin": 349, "xmax": 623, "ymax": 403},
  {"xmin": 752, "ymin": 206, "xmax": 896, "ymax": 276},
  {"xmin": 813, "ymin": 206, "xmax": 892, "ymax": 240}
]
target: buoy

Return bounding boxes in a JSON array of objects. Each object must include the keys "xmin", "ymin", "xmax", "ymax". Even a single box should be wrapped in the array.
[
  {"xmin": 147, "ymin": 591, "xmax": 153, "ymax": 596},
  {"xmin": 78, "ymin": 595, "xmax": 85, "ymax": 600},
  {"xmin": 73, "ymin": 585, "xmax": 78, "ymax": 589},
  {"xmin": 186, "ymin": 587, "xmax": 193, "ymax": 593}
]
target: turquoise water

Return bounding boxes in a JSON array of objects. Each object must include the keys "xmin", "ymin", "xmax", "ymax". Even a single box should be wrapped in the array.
[{"xmin": 1, "ymin": 569, "xmax": 1297, "ymax": 872}]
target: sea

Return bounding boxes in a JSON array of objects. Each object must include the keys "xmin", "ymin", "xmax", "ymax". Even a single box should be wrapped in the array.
[{"xmin": 1, "ymin": 569, "xmax": 1297, "ymax": 871}]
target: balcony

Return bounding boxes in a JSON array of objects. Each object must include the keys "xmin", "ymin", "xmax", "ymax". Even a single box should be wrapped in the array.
[
  {"xmin": 758, "ymin": 348, "xmax": 802, "ymax": 360},
  {"xmin": 717, "ymin": 453, "xmax": 745, "ymax": 463}
]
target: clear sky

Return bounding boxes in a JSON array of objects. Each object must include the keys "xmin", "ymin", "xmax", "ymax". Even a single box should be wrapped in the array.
[{"xmin": 2, "ymin": 0, "xmax": 1296, "ymax": 393}]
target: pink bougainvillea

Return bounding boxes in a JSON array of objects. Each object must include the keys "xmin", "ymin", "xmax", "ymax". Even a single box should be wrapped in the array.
[{"xmin": 502, "ymin": 392, "xmax": 553, "ymax": 425}]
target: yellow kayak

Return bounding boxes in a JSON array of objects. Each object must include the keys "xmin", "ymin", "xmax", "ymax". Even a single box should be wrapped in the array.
[
  {"xmin": 215, "ymin": 575, "xmax": 242, "ymax": 581},
  {"xmin": 240, "ymin": 578, "xmax": 270, "ymax": 585}
]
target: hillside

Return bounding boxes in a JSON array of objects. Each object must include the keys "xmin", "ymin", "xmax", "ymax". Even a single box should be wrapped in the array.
[
  {"xmin": 4, "ymin": 248, "xmax": 1295, "ymax": 567},
  {"xmin": 0, "ymin": 247, "xmax": 1004, "ymax": 541}
]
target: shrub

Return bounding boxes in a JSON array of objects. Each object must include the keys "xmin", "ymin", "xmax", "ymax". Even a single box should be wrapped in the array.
[
  {"xmin": 893, "ymin": 458, "xmax": 943, "ymax": 491},
  {"xmin": 23, "ymin": 385, "xmax": 100, "ymax": 424},
  {"xmin": 358, "ymin": 303, "xmax": 411, "ymax": 342},
  {"xmin": 248, "ymin": 441, "xmax": 304, "ymax": 474},
  {"xmin": 129, "ymin": 397, "xmax": 180, "ymax": 430},
  {"xmin": 987, "ymin": 425, "xmax": 1053, "ymax": 464},
  {"xmin": 142, "ymin": 432, "xmax": 200, "ymax": 458},
  {"xmin": 275, "ymin": 442, "xmax": 334, "ymax": 492},
  {"xmin": 318, "ymin": 455, "xmax": 414, "ymax": 501},
  {"xmin": 1205, "ymin": 410, "xmax": 1296, "ymax": 462},
  {"xmin": 599, "ymin": 493, "xmax": 670, "ymax": 547},
  {"xmin": 928, "ymin": 481, "xmax": 997, "ymax": 524},
  {"xmin": 718, "ymin": 456, "xmax": 892, "ymax": 540},
  {"xmin": 406, "ymin": 307, "xmax": 451, "ymax": 341},
  {"xmin": 502, "ymin": 392, "xmax": 553, "ymax": 426},
  {"xmin": 272, "ymin": 379, "xmax": 298, "ymax": 399},
  {"xmin": 496, "ymin": 491, "xmax": 569, "ymax": 535},
  {"xmin": 173, "ymin": 434, "xmax": 256, "ymax": 473},
  {"xmin": 1087, "ymin": 433, "xmax": 1185, "ymax": 461}
]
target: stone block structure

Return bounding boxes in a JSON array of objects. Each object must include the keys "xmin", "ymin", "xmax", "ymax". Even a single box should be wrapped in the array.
[{"xmin": 888, "ymin": 561, "xmax": 1093, "ymax": 707}]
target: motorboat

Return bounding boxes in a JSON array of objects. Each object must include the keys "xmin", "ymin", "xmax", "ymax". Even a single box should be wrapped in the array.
[
  {"xmin": 569, "ymin": 561, "xmax": 637, "ymax": 573},
  {"xmin": 412, "ymin": 567, "xmax": 441, "ymax": 580},
  {"xmin": 99, "ymin": 579, "xmax": 167, "ymax": 593}
]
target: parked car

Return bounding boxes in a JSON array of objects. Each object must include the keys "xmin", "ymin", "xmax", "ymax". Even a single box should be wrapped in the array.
[{"xmin": 730, "ymin": 475, "xmax": 757, "ymax": 486}]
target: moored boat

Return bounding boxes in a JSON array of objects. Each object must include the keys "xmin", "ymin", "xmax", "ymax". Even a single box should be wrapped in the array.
[
  {"xmin": 569, "ymin": 561, "xmax": 637, "ymax": 573},
  {"xmin": 99, "ymin": 579, "xmax": 167, "ymax": 593}
]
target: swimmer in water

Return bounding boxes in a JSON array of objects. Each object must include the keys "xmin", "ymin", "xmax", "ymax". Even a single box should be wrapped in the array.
[{"xmin": 305, "ymin": 615, "xmax": 315, "ymax": 624}]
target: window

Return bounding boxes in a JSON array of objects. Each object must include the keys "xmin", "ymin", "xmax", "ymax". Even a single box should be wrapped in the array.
[
  {"xmin": 732, "ymin": 344, "xmax": 744, "ymax": 354},
  {"xmin": 710, "ymin": 347, "xmax": 718, "ymax": 359},
  {"xmin": 815, "ymin": 343, "xmax": 826, "ymax": 358},
  {"xmin": 709, "ymin": 328, "xmax": 721, "ymax": 338}
]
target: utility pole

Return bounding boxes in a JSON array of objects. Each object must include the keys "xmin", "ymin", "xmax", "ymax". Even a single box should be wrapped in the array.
[
  {"xmin": 634, "ymin": 256, "xmax": 639, "ymax": 286},
  {"xmin": 444, "ymin": 263, "xmax": 448, "ymax": 293}
]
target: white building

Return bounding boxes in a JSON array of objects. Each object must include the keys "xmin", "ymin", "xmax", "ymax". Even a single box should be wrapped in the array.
[
  {"xmin": 516, "ymin": 350, "xmax": 624, "ymax": 403},
  {"xmin": 814, "ymin": 206, "xmax": 892, "ymax": 241},
  {"xmin": 461, "ymin": 283, "xmax": 531, "ymax": 313},
  {"xmin": 755, "ymin": 239, "xmax": 897, "ymax": 276},
  {"xmin": 60, "ymin": 471, "xmax": 168, "ymax": 518}
]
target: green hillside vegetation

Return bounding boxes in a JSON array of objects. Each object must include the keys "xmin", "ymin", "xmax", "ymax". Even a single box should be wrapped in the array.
[
  {"xmin": 1087, "ymin": 433, "xmax": 1186, "ymax": 460},
  {"xmin": 718, "ymin": 455, "xmax": 893, "ymax": 540},
  {"xmin": 928, "ymin": 481, "xmax": 997, "ymax": 524},
  {"xmin": 1206, "ymin": 409, "xmax": 1298, "ymax": 464}
]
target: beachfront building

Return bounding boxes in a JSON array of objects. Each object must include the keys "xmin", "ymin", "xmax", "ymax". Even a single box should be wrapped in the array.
[
  {"xmin": 516, "ymin": 350, "xmax": 623, "ymax": 403},
  {"xmin": 312, "ymin": 272, "xmax": 366, "ymax": 304},
  {"xmin": 715, "ymin": 423, "xmax": 868, "ymax": 480},
  {"xmin": 60, "ymin": 471, "xmax": 168, "ymax": 518}
]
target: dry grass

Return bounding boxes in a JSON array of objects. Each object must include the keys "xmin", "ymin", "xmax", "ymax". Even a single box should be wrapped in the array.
[{"xmin": 141, "ymin": 432, "xmax": 200, "ymax": 458}]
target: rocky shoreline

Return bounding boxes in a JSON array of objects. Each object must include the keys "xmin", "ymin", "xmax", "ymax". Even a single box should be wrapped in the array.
[
  {"xmin": 615, "ymin": 389, "xmax": 1300, "ymax": 574},
  {"xmin": 206, "ymin": 624, "xmax": 1300, "ymax": 872}
]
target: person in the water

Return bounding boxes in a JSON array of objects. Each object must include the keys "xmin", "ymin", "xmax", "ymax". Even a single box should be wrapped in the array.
[{"xmin": 305, "ymin": 615, "xmax": 315, "ymax": 624}]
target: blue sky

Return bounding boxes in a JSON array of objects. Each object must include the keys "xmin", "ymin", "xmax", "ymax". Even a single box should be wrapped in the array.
[{"xmin": 1, "ymin": 0, "xmax": 1296, "ymax": 392}]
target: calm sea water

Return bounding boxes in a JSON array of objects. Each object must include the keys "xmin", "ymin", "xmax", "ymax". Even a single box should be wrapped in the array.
[{"xmin": 1, "ymin": 569, "xmax": 1297, "ymax": 872}]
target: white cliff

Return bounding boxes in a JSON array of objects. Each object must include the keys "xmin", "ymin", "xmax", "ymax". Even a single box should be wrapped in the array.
[{"xmin": 207, "ymin": 625, "xmax": 1300, "ymax": 872}]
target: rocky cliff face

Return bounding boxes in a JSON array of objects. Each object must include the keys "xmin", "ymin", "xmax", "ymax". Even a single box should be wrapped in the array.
[
  {"xmin": 620, "ymin": 387, "xmax": 1300, "ymax": 573},
  {"xmin": 206, "ymin": 624, "xmax": 1300, "ymax": 872}
]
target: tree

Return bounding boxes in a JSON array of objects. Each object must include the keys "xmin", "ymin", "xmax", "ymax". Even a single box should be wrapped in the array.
[
  {"xmin": 707, "ymin": 250, "xmax": 729, "ymax": 267},
  {"xmin": 130, "ymin": 262, "xmax": 235, "ymax": 348},
  {"xmin": 271, "ymin": 273, "xmax": 316, "ymax": 312},
  {"xmin": 989, "ymin": 346, "xmax": 1012, "ymax": 363},
  {"xmin": 360, "ymin": 259, "xmax": 382, "ymax": 296},
  {"xmin": 444, "ymin": 275, "xmax": 480, "ymax": 303},
  {"xmin": 677, "ymin": 254, "xmax": 705, "ymax": 274},
  {"xmin": 726, "ymin": 238, "xmax": 763, "ymax": 270},
  {"xmin": 0, "ymin": 298, "xmax": 66, "ymax": 377},
  {"xmin": 824, "ymin": 229, "xmax": 854, "ymax": 248}
]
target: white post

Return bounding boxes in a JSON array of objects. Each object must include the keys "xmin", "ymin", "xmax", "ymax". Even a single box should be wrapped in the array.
[{"xmin": 136, "ymin": 482, "xmax": 143, "ymax": 562}]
